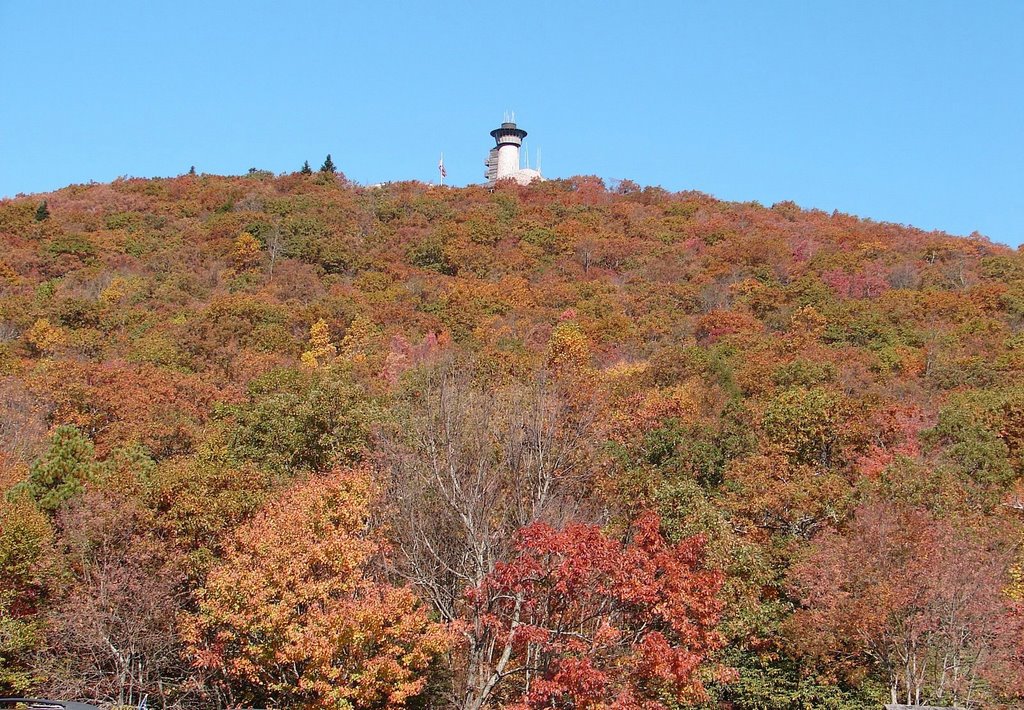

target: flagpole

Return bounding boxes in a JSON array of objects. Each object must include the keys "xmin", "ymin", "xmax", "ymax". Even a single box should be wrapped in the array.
[{"xmin": 439, "ymin": 152, "xmax": 444, "ymax": 187}]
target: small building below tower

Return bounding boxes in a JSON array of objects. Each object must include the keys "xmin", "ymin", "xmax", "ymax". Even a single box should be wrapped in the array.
[{"xmin": 485, "ymin": 119, "xmax": 543, "ymax": 186}]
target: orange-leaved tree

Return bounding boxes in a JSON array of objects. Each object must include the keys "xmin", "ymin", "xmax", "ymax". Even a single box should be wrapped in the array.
[
  {"xmin": 465, "ymin": 511, "xmax": 730, "ymax": 709},
  {"xmin": 230, "ymin": 232, "xmax": 262, "ymax": 272},
  {"xmin": 184, "ymin": 467, "xmax": 452, "ymax": 709}
]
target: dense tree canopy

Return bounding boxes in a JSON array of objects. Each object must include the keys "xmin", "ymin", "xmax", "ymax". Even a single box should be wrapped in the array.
[{"xmin": 1, "ymin": 169, "xmax": 1023, "ymax": 707}]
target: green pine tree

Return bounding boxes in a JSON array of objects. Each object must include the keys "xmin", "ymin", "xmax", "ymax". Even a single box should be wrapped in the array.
[
  {"xmin": 34, "ymin": 201, "xmax": 49, "ymax": 222},
  {"xmin": 300, "ymin": 160, "xmax": 312, "ymax": 175},
  {"xmin": 13, "ymin": 425, "xmax": 99, "ymax": 513},
  {"xmin": 320, "ymin": 154, "xmax": 336, "ymax": 174},
  {"xmin": 188, "ymin": 165, "xmax": 197, "ymax": 175}
]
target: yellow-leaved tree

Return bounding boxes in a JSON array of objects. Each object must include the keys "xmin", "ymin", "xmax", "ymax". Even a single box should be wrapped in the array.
[
  {"xmin": 25, "ymin": 319, "xmax": 65, "ymax": 355},
  {"xmin": 546, "ymin": 320, "xmax": 591, "ymax": 377},
  {"xmin": 300, "ymin": 319, "xmax": 337, "ymax": 369}
]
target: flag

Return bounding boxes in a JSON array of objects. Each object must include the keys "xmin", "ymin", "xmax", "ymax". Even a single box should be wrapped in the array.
[{"xmin": 438, "ymin": 154, "xmax": 447, "ymax": 179}]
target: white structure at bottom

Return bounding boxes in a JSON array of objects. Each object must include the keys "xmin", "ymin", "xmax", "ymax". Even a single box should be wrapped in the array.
[{"xmin": 485, "ymin": 119, "xmax": 543, "ymax": 186}]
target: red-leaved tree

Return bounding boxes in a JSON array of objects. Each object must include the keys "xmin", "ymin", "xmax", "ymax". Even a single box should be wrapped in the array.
[
  {"xmin": 788, "ymin": 502, "xmax": 1024, "ymax": 708},
  {"xmin": 464, "ymin": 511, "xmax": 729, "ymax": 709}
]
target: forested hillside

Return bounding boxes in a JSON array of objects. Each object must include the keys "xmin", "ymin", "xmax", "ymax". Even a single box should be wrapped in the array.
[{"xmin": 1, "ymin": 169, "xmax": 1023, "ymax": 709}]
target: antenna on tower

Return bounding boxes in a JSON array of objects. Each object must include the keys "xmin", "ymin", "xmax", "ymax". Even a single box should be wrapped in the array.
[
  {"xmin": 523, "ymin": 140, "xmax": 530, "ymax": 169},
  {"xmin": 537, "ymin": 147, "xmax": 542, "ymax": 174},
  {"xmin": 511, "ymin": 110, "xmax": 516, "ymax": 124}
]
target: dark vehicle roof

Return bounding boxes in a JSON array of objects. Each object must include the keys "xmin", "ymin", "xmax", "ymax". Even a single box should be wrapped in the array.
[{"xmin": 0, "ymin": 699, "xmax": 101, "ymax": 710}]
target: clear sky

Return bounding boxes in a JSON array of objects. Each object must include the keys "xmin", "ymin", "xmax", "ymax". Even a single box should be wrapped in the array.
[{"xmin": 1, "ymin": 1, "xmax": 1021, "ymax": 246}]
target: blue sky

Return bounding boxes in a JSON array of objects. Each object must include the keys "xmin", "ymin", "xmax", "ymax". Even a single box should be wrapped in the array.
[{"xmin": 2, "ymin": 1, "xmax": 1022, "ymax": 246}]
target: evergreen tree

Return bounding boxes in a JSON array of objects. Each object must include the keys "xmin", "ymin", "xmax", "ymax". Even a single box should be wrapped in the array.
[
  {"xmin": 188, "ymin": 165, "xmax": 196, "ymax": 176},
  {"xmin": 300, "ymin": 160, "xmax": 312, "ymax": 175},
  {"xmin": 320, "ymin": 154, "xmax": 336, "ymax": 174},
  {"xmin": 34, "ymin": 201, "xmax": 49, "ymax": 222},
  {"xmin": 13, "ymin": 425, "xmax": 99, "ymax": 513}
]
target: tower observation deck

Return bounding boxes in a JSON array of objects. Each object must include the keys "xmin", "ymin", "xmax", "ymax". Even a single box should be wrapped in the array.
[{"xmin": 484, "ymin": 119, "xmax": 543, "ymax": 186}]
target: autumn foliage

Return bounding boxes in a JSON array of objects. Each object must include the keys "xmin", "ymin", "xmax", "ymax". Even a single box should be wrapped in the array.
[
  {"xmin": 1, "ymin": 170, "xmax": 1023, "ymax": 707},
  {"xmin": 788, "ymin": 502, "xmax": 1023, "ymax": 707},
  {"xmin": 468, "ymin": 512, "xmax": 728, "ymax": 709},
  {"xmin": 185, "ymin": 468, "xmax": 452, "ymax": 709}
]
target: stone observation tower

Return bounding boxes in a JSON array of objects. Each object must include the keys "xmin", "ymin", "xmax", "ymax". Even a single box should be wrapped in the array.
[{"xmin": 485, "ymin": 115, "xmax": 543, "ymax": 186}]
